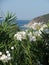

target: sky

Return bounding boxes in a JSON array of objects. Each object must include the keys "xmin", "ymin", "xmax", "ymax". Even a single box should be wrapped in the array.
[{"xmin": 0, "ymin": 0, "xmax": 49, "ymax": 20}]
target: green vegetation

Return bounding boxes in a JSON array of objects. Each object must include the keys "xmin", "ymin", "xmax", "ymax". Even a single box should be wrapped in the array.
[{"xmin": 0, "ymin": 13, "xmax": 49, "ymax": 65}]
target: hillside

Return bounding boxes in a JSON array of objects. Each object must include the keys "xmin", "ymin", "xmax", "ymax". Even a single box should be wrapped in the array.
[
  {"xmin": 24, "ymin": 14, "xmax": 49, "ymax": 29},
  {"xmin": 32, "ymin": 14, "xmax": 49, "ymax": 23}
]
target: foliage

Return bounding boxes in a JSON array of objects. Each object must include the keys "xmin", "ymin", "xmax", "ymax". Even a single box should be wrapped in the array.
[
  {"xmin": 0, "ymin": 12, "xmax": 49, "ymax": 65},
  {"xmin": 0, "ymin": 12, "xmax": 20, "ymax": 37}
]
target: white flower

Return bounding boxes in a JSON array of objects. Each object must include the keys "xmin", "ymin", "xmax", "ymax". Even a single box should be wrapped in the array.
[
  {"xmin": 7, "ymin": 53, "xmax": 11, "ymax": 60},
  {"xmin": 21, "ymin": 31, "xmax": 26, "ymax": 35},
  {"xmin": 16, "ymin": 34, "xmax": 22, "ymax": 41},
  {"xmin": 11, "ymin": 46, "xmax": 14, "ymax": 50},
  {"xmin": 39, "ymin": 24, "xmax": 47, "ymax": 31},
  {"xmin": 7, "ymin": 53, "xmax": 10, "ymax": 57},
  {"xmin": 39, "ymin": 24, "xmax": 47, "ymax": 32},
  {"xmin": 0, "ymin": 54, "xmax": 8, "ymax": 62},
  {"xmin": 28, "ymin": 32, "xmax": 32, "ymax": 37},
  {"xmin": 42, "ymin": 24, "xmax": 47, "ymax": 28},
  {"xmin": 29, "ymin": 36, "xmax": 36, "ymax": 42},
  {"xmin": 14, "ymin": 31, "xmax": 26, "ymax": 41},
  {"xmin": 6, "ymin": 51, "xmax": 9, "ymax": 54},
  {"xmin": 39, "ymin": 30, "xmax": 42, "ymax": 34},
  {"xmin": 14, "ymin": 32, "xmax": 21, "ymax": 40},
  {"xmin": 34, "ymin": 31, "xmax": 41, "ymax": 36},
  {"xmin": 28, "ymin": 32, "xmax": 36, "ymax": 42},
  {"xmin": 0, "ymin": 54, "xmax": 11, "ymax": 62},
  {"xmin": 33, "ymin": 22, "xmax": 38, "ymax": 26},
  {"xmin": 38, "ymin": 33, "xmax": 41, "ymax": 36},
  {"xmin": 40, "ymin": 27, "xmax": 43, "ymax": 31},
  {"xmin": 7, "ymin": 56, "xmax": 11, "ymax": 61},
  {"xmin": 0, "ymin": 52, "xmax": 2, "ymax": 55}
]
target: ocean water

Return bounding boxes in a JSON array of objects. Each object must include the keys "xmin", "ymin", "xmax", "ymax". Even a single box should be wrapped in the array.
[{"xmin": 17, "ymin": 20, "xmax": 30, "ymax": 30}]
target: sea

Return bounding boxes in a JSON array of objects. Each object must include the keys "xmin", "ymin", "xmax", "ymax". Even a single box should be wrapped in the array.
[{"xmin": 16, "ymin": 20, "xmax": 30, "ymax": 30}]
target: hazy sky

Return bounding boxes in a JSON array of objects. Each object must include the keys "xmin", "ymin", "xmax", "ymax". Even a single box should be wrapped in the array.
[{"xmin": 0, "ymin": 0, "xmax": 49, "ymax": 20}]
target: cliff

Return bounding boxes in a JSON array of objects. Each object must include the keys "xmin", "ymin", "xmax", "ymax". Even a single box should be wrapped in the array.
[{"xmin": 24, "ymin": 14, "xmax": 49, "ymax": 29}]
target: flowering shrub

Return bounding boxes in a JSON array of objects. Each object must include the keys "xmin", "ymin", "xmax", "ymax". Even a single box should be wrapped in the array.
[
  {"xmin": 13, "ymin": 23, "xmax": 49, "ymax": 65},
  {"xmin": 0, "ymin": 13, "xmax": 49, "ymax": 65}
]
